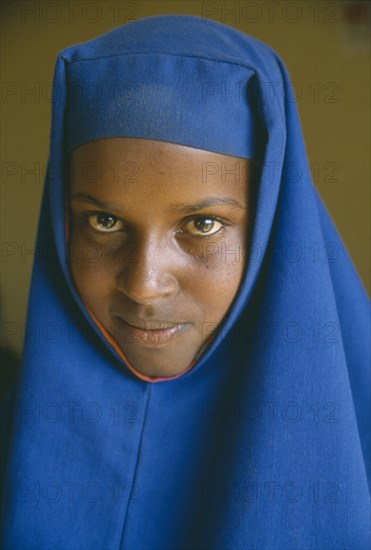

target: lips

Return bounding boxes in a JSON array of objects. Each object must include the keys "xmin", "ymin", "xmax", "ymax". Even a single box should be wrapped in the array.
[
  {"xmin": 115, "ymin": 315, "xmax": 190, "ymax": 347},
  {"xmin": 121, "ymin": 317, "xmax": 184, "ymax": 331}
]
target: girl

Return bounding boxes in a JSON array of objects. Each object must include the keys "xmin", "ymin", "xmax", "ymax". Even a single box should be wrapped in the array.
[{"xmin": 1, "ymin": 14, "xmax": 370, "ymax": 550}]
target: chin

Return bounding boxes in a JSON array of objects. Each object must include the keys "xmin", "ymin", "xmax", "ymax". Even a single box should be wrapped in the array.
[{"xmin": 119, "ymin": 343, "xmax": 199, "ymax": 378}]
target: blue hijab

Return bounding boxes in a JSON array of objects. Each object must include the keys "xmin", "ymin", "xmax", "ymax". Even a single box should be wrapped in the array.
[{"xmin": 1, "ymin": 15, "xmax": 370, "ymax": 549}]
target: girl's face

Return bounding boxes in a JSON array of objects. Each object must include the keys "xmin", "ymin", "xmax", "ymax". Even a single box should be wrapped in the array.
[{"xmin": 69, "ymin": 138, "xmax": 252, "ymax": 377}]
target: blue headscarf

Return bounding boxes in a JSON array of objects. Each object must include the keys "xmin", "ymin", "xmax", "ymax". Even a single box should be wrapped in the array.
[{"xmin": 1, "ymin": 15, "xmax": 370, "ymax": 549}]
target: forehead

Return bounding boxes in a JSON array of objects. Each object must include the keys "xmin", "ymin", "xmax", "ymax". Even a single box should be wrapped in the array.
[{"xmin": 69, "ymin": 137, "xmax": 251, "ymax": 204}]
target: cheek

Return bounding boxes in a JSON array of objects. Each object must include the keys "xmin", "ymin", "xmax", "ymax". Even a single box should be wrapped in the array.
[
  {"xmin": 68, "ymin": 238, "xmax": 119, "ymax": 312},
  {"xmin": 69, "ymin": 222, "xmax": 122, "ymax": 275},
  {"xmin": 186, "ymin": 238, "xmax": 247, "ymax": 320}
]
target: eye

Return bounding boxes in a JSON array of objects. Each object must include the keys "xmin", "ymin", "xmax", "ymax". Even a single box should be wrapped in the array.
[
  {"xmin": 183, "ymin": 216, "xmax": 224, "ymax": 237},
  {"xmin": 88, "ymin": 212, "xmax": 124, "ymax": 233}
]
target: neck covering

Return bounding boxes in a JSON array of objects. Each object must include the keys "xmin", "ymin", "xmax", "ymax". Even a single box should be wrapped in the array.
[{"xmin": 1, "ymin": 14, "xmax": 370, "ymax": 550}]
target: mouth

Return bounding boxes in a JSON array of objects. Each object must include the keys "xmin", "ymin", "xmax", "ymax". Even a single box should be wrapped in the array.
[{"xmin": 115, "ymin": 316, "xmax": 190, "ymax": 347}]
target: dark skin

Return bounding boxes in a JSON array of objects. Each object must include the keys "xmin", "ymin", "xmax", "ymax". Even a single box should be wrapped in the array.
[{"xmin": 68, "ymin": 138, "xmax": 252, "ymax": 378}]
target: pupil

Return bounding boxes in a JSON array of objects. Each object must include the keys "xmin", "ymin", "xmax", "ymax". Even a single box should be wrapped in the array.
[
  {"xmin": 195, "ymin": 218, "xmax": 214, "ymax": 232},
  {"xmin": 98, "ymin": 214, "xmax": 114, "ymax": 228}
]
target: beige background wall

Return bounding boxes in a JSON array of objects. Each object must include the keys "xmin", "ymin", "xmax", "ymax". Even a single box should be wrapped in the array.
[{"xmin": 1, "ymin": 0, "xmax": 370, "ymax": 355}]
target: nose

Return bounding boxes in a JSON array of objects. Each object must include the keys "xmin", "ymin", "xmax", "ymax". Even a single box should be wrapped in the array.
[{"xmin": 116, "ymin": 235, "xmax": 179, "ymax": 305}]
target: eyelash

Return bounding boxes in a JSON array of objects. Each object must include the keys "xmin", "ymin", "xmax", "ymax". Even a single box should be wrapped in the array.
[{"xmin": 81, "ymin": 210, "xmax": 229, "ymax": 239}]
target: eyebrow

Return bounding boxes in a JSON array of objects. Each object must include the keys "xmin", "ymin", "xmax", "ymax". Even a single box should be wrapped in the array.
[
  {"xmin": 169, "ymin": 197, "xmax": 247, "ymax": 213},
  {"xmin": 70, "ymin": 193, "xmax": 119, "ymax": 211},
  {"xmin": 70, "ymin": 193, "xmax": 246, "ymax": 213}
]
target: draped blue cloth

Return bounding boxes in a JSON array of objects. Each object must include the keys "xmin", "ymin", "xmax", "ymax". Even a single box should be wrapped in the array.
[{"xmin": 1, "ymin": 14, "xmax": 370, "ymax": 550}]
